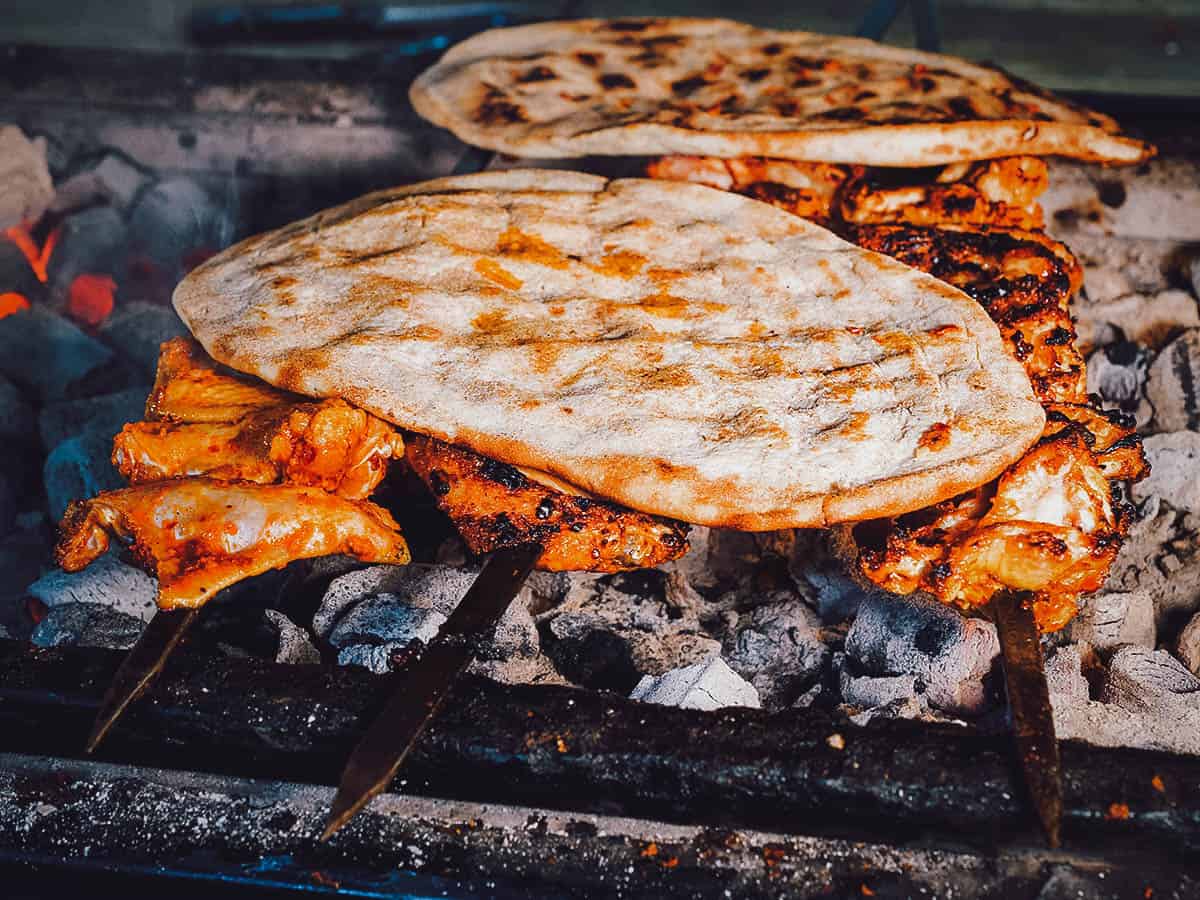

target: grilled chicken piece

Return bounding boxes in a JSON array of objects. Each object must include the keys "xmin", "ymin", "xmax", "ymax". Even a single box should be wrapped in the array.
[
  {"xmin": 645, "ymin": 155, "xmax": 849, "ymax": 223},
  {"xmin": 842, "ymin": 404, "xmax": 1144, "ymax": 631},
  {"xmin": 56, "ymin": 479, "xmax": 410, "ymax": 608},
  {"xmin": 147, "ymin": 337, "xmax": 292, "ymax": 423},
  {"xmin": 646, "ymin": 155, "xmax": 1047, "ymax": 230},
  {"xmin": 842, "ymin": 224, "xmax": 1086, "ymax": 403},
  {"xmin": 124, "ymin": 338, "xmax": 405, "ymax": 498},
  {"xmin": 405, "ymin": 434, "xmax": 689, "ymax": 572},
  {"xmin": 114, "ymin": 399, "xmax": 405, "ymax": 500},
  {"xmin": 837, "ymin": 157, "xmax": 1047, "ymax": 231}
]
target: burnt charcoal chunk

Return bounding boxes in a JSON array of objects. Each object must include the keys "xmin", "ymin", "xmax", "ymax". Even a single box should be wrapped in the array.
[
  {"xmin": 599, "ymin": 73, "xmax": 636, "ymax": 89},
  {"xmin": 544, "ymin": 625, "xmax": 641, "ymax": 693}
]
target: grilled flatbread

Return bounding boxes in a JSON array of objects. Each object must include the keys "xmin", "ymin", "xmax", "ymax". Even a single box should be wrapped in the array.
[
  {"xmin": 410, "ymin": 17, "xmax": 1151, "ymax": 166},
  {"xmin": 174, "ymin": 170, "xmax": 1044, "ymax": 530}
]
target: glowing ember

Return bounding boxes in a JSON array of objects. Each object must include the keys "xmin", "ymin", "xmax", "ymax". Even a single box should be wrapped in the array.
[
  {"xmin": 67, "ymin": 273, "xmax": 117, "ymax": 327},
  {"xmin": 0, "ymin": 292, "xmax": 31, "ymax": 319},
  {"xmin": 4, "ymin": 222, "xmax": 61, "ymax": 284}
]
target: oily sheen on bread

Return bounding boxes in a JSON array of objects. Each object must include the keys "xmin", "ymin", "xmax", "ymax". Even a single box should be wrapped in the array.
[
  {"xmin": 174, "ymin": 170, "xmax": 1044, "ymax": 530},
  {"xmin": 409, "ymin": 17, "xmax": 1152, "ymax": 166}
]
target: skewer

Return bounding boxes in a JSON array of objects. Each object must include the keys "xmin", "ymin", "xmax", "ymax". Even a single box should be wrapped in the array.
[
  {"xmin": 85, "ymin": 607, "xmax": 201, "ymax": 753},
  {"xmin": 992, "ymin": 589, "xmax": 1062, "ymax": 848},
  {"xmin": 321, "ymin": 542, "xmax": 541, "ymax": 840}
]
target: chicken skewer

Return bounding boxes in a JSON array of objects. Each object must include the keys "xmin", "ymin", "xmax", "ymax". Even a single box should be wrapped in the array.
[{"xmin": 647, "ymin": 152, "xmax": 1147, "ymax": 846}]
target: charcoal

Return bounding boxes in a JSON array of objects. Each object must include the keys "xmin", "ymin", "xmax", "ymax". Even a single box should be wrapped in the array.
[
  {"xmin": 99, "ymin": 301, "xmax": 189, "ymax": 378},
  {"xmin": 0, "ymin": 125, "xmax": 53, "ymax": 229},
  {"xmin": 1175, "ymin": 611, "xmax": 1200, "ymax": 676},
  {"xmin": 1069, "ymin": 590, "xmax": 1155, "ymax": 651},
  {"xmin": 43, "ymin": 430, "xmax": 125, "ymax": 520},
  {"xmin": 45, "ymin": 205, "xmax": 127, "ymax": 306},
  {"xmin": 37, "ymin": 386, "xmax": 149, "ymax": 451},
  {"xmin": 51, "ymin": 150, "xmax": 151, "ymax": 214},
  {"xmin": 542, "ymin": 580, "xmax": 719, "ymax": 692},
  {"xmin": 839, "ymin": 669, "xmax": 924, "ymax": 711},
  {"xmin": 1085, "ymin": 342, "xmax": 1152, "ymax": 424},
  {"xmin": 25, "ymin": 552, "xmax": 156, "ymax": 622},
  {"xmin": 1104, "ymin": 501, "xmax": 1200, "ymax": 629},
  {"xmin": 328, "ymin": 600, "xmax": 446, "ymax": 649},
  {"xmin": 1131, "ymin": 432, "xmax": 1200, "ymax": 515},
  {"xmin": 843, "ymin": 594, "xmax": 999, "ymax": 715},
  {"xmin": 0, "ymin": 375, "xmax": 36, "ymax": 444},
  {"xmin": 337, "ymin": 642, "xmax": 405, "ymax": 674},
  {"xmin": 314, "ymin": 564, "xmax": 476, "ymax": 639},
  {"xmin": 0, "ymin": 306, "xmax": 113, "ymax": 400},
  {"xmin": 629, "ymin": 657, "xmax": 760, "ymax": 711},
  {"xmin": 1076, "ymin": 290, "xmax": 1200, "ymax": 356},
  {"xmin": 125, "ymin": 177, "xmax": 232, "ymax": 280},
  {"xmin": 30, "ymin": 601, "xmax": 144, "ymax": 650},
  {"xmin": 0, "ymin": 475, "xmax": 13, "ymax": 539},
  {"xmin": 1146, "ymin": 329, "xmax": 1200, "ymax": 432},
  {"xmin": 1049, "ymin": 644, "xmax": 1200, "ymax": 756},
  {"xmin": 263, "ymin": 610, "xmax": 320, "ymax": 666},
  {"xmin": 795, "ymin": 566, "xmax": 871, "ymax": 623},
  {"xmin": 722, "ymin": 592, "xmax": 828, "ymax": 709}
]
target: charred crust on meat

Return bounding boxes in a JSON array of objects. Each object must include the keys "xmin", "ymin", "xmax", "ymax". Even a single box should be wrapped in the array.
[
  {"xmin": 479, "ymin": 456, "xmax": 529, "ymax": 490},
  {"xmin": 535, "ymin": 497, "xmax": 555, "ymax": 520}
]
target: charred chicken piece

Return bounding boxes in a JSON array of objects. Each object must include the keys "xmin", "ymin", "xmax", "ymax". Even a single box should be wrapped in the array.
[
  {"xmin": 146, "ymin": 337, "xmax": 293, "ymax": 423},
  {"xmin": 646, "ymin": 155, "xmax": 1048, "ymax": 231},
  {"xmin": 842, "ymin": 404, "xmax": 1145, "ymax": 631},
  {"xmin": 405, "ymin": 434, "xmax": 689, "ymax": 572},
  {"xmin": 56, "ymin": 479, "xmax": 410, "ymax": 609},
  {"xmin": 113, "ymin": 399, "xmax": 405, "ymax": 500},
  {"xmin": 842, "ymin": 224, "xmax": 1086, "ymax": 403}
]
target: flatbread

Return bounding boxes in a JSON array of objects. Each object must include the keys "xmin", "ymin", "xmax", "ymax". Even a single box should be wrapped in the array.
[
  {"xmin": 174, "ymin": 170, "xmax": 1044, "ymax": 530},
  {"xmin": 410, "ymin": 17, "xmax": 1152, "ymax": 166}
]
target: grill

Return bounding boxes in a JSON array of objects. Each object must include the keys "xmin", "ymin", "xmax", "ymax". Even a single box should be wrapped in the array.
[{"xmin": 1, "ymin": 19, "xmax": 1199, "ymax": 899}]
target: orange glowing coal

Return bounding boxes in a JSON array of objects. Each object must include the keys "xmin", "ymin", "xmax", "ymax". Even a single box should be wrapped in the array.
[
  {"xmin": 5, "ymin": 221, "xmax": 60, "ymax": 284},
  {"xmin": 3, "ymin": 219, "xmax": 118, "ymax": 326}
]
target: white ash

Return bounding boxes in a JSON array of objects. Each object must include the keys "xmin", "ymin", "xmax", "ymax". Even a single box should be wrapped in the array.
[
  {"xmin": 839, "ymin": 665, "xmax": 925, "ymax": 712},
  {"xmin": 1085, "ymin": 342, "xmax": 1152, "ymax": 426},
  {"xmin": 1146, "ymin": 329, "xmax": 1200, "ymax": 432},
  {"xmin": 1043, "ymin": 157, "xmax": 1200, "ymax": 243},
  {"xmin": 263, "ymin": 610, "xmax": 320, "ymax": 666},
  {"xmin": 541, "ymin": 576, "xmax": 720, "ymax": 692},
  {"xmin": 1104, "ymin": 499, "xmax": 1200, "ymax": 630},
  {"xmin": 0, "ymin": 125, "xmax": 54, "ymax": 230},
  {"xmin": 26, "ymin": 552, "xmax": 156, "ymax": 623},
  {"xmin": 1175, "ymin": 612, "xmax": 1200, "ymax": 676},
  {"xmin": 1132, "ymin": 432, "xmax": 1200, "ymax": 515},
  {"xmin": 99, "ymin": 302, "xmax": 190, "ymax": 379},
  {"xmin": 314, "ymin": 564, "xmax": 476, "ymax": 639},
  {"xmin": 42, "ymin": 429, "xmax": 125, "ymax": 520},
  {"xmin": 629, "ymin": 657, "xmax": 760, "ymax": 712},
  {"xmin": 842, "ymin": 595, "xmax": 999, "ymax": 716},
  {"xmin": 37, "ymin": 386, "xmax": 149, "ymax": 452},
  {"xmin": 30, "ymin": 602, "xmax": 144, "ymax": 651},
  {"xmin": 1048, "ymin": 644, "xmax": 1200, "ymax": 757},
  {"xmin": 0, "ymin": 305, "xmax": 114, "ymax": 401},
  {"xmin": 1078, "ymin": 289, "xmax": 1200, "ymax": 358},
  {"xmin": 722, "ymin": 592, "xmax": 828, "ymax": 709},
  {"xmin": 1068, "ymin": 590, "xmax": 1155, "ymax": 652}
]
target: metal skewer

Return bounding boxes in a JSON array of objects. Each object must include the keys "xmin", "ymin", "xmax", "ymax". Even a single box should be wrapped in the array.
[
  {"xmin": 85, "ymin": 607, "xmax": 201, "ymax": 753},
  {"xmin": 321, "ymin": 542, "xmax": 541, "ymax": 840},
  {"xmin": 992, "ymin": 589, "xmax": 1062, "ymax": 848}
]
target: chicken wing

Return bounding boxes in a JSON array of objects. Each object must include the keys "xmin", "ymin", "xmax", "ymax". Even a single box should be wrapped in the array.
[
  {"xmin": 56, "ymin": 479, "xmax": 410, "ymax": 608},
  {"xmin": 146, "ymin": 337, "xmax": 292, "ymax": 423},
  {"xmin": 114, "ymin": 398, "xmax": 404, "ymax": 500},
  {"xmin": 405, "ymin": 434, "xmax": 689, "ymax": 572}
]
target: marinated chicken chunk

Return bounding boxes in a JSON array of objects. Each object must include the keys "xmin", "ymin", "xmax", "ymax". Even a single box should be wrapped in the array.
[
  {"xmin": 843, "ymin": 224, "xmax": 1086, "ymax": 403},
  {"xmin": 147, "ymin": 337, "xmax": 293, "ymax": 423},
  {"xmin": 841, "ymin": 405, "xmax": 1145, "ymax": 631},
  {"xmin": 646, "ymin": 155, "xmax": 1048, "ymax": 230},
  {"xmin": 56, "ymin": 479, "xmax": 410, "ymax": 608},
  {"xmin": 114, "ymin": 398, "xmax": 405, "ymax": 500},
  {"xmin": 123, "ymin": 338, "xmax": 405, "ymax": 498},
  {"xmin": 405, "ymin": 434, "xmax": 689, "ymax": 572}
]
